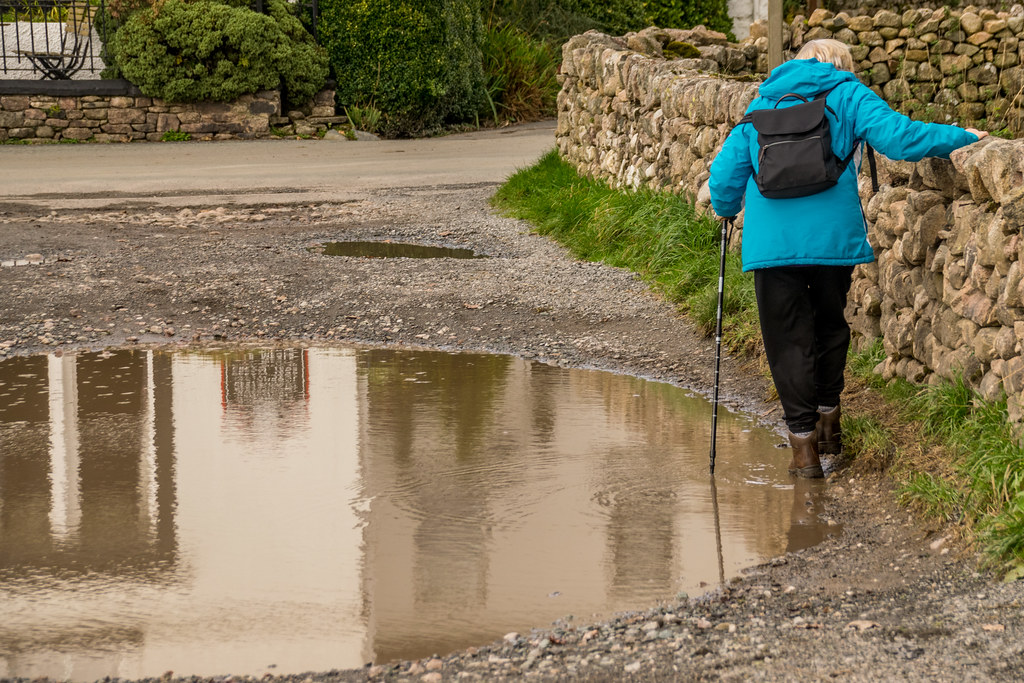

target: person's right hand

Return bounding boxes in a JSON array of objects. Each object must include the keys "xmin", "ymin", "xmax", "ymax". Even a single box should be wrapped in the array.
[{"xmin": 966, "ymin": 127, "xmax": 989, "ymax": 139}]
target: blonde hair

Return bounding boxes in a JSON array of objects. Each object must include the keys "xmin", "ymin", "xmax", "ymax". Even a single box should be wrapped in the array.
[{"xmin": 795, "ymin": 39, "xmax": 854, "ymax": 72}]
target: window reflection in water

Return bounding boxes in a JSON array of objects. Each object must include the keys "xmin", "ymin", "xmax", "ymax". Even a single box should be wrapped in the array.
[{"xmin": 0, "ymin": 347, "xmax": 835, "ymax": 680}]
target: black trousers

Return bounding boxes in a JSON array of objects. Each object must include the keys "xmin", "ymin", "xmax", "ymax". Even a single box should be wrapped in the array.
[{"xmin": 754, "ymin": 265, "xmax": 855, "ymax": 434}]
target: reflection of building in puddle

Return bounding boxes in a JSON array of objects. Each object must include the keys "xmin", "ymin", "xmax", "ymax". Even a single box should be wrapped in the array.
[
  {"xmin": 355, "ymin": 352, "xmax": 821, "ymax": 663},
  {"xmin": 0, "ymin": 350, "xmax": 178, "ymax": 569},
  {"xmin": 0, "ymin": 350, "xmax": 178, "ymax": 680},
  {"xmin": 0, "ymin": 348, "xmax": 364, "ymax": 680},
  {"xmin": 0, "ymin": 346, "xmax": 834, "ymax": 679},
  {"xmin": 217, "ymin": 348, "xmax": 311, "ymax": 439}
]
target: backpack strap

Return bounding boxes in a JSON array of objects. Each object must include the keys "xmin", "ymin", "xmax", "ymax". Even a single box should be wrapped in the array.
[
  {"xmin": 865, "ymin": 144, "xmax": 879, "ymax": 192},
  {"xmin": 738, "ymin": 86, "xmax": 839, "ymax": 125},
  {"xmin": 836, "ymin": 142, "xmax": 880, "ymax": 193}
]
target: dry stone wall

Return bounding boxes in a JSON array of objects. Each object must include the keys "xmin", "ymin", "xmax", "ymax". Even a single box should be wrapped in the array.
[
  {"xmin": 776, "ymin": 5, "xmax": 1024, "ymax": 133},
  {"xmin": 829, "ymin": 0, "xmax": 1011, "ymax": 14},
  {"xmin": 557, "ymin": 28, "xmax": 1024, "ymax": 422}
]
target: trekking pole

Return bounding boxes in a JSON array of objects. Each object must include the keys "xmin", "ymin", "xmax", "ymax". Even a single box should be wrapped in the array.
[
  {"xmin": 710, "ymin": 474, "xmax": 725, "ymax": 586},
  {"xmin": 709, "ymin": 217, "xmax": 733, "ymax": 475}
]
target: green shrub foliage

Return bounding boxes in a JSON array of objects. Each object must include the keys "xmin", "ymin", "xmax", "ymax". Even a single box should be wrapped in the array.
[
  {"xmin": 489, "ymin": 0, "xmax": 732, "ymax": 39},
  {"xmin": 644, "ymin": 0, "xmax": 733, "ymax": 37},
  {"xmin": 110, "ymin": 0, "xmax": 328, "ymax": 108},
  {"xmin": 562, "ymin": 0, "xmax": 644, "ymax": 35},
  {"xmin": 319, "ymin": 0, "xmax": 486, "ymax": 137}
]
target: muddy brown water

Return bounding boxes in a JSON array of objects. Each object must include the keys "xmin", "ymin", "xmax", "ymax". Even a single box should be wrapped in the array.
[{"xmin": 0, "ymin": 346, "xmax": 835, "ymax": 680}]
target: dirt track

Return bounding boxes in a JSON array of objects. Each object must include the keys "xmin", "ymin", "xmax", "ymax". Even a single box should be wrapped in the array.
[{"xmin": 1, "ymin": 128, "xmax": 1022, "ymax": 681}]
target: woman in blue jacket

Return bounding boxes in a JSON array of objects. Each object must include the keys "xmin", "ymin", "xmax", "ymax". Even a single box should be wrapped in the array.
[{"xmin": 709, "ymin": 39, "xmax": 984, "ymax": 477}]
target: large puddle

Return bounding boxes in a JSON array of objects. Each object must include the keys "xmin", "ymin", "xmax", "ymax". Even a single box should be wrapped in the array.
[{"xmin": 0, "ymin": 347, "xmax": 834, "ymax": 680}]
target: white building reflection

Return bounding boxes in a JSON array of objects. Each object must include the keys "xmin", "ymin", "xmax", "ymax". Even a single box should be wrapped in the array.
[{"xmin": 0, "ymin": 347, "xmax": 830, "ymax": 680}]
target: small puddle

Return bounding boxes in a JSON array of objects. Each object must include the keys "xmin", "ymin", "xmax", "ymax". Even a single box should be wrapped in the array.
[
  {"xmin": 317, "ymin": 241, "xmax": 487, "ymax": 259},
  {"xmin": 0, "ymin": 347, "xmax": 836, "ymax": 680}
]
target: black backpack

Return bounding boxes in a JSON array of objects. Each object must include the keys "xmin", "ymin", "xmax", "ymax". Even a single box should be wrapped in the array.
[{"xmin": 740, "ymin": 88, "xmax": 873, "ymax": 199}]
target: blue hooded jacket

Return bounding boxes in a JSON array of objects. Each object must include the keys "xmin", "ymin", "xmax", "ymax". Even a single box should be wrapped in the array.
[{"xmin": 709, "ymin": 59, "xmax": 978, "ymax": 272}]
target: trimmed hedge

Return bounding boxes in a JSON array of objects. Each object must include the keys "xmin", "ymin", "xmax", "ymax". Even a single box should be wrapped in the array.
[
  {"xmin": 319, "ymin": 0, "xmax": 486, "ymax": 137},
  {"xmin": 109, "ymin": 0, "xmax": 328, "ymax": 109}
]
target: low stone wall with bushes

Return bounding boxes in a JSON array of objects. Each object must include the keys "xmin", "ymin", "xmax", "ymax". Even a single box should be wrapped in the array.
[
  {"xmin": 0, "ymin": 80, "xmax": 340, "ymax": 142},
  {"xmin": 557, "ymin": 28, "xmax": 1024, "ymax": 423}
]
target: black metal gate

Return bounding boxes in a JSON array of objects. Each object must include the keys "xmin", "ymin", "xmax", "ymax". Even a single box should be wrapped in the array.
[{"xmin": 0, "ymin": 0, "xmax": 110, "ymax": 79}]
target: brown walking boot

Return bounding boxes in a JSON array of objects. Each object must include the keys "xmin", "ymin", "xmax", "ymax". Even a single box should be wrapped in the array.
[
  {"xmin": 816, "ymin": 406, "xmax": 842, "ymax": 455},
  {"xmin": 788, "ymin": 429, "xmax": 824, "ymax": 478}
]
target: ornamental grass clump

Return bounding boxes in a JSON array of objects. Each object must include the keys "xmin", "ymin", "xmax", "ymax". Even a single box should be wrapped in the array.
[{"xmin": 480, "ymin": 23, "xmax": 559, "ymax": 123}]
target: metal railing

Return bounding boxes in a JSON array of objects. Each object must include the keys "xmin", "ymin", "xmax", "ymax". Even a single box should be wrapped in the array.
[
  {"xmin": 1, "ymin": 0, "xmax": 320, "ymax": 81},
  {"xmin": 0, "ymin": 0, "xmax": 110, "ymax": 79}
]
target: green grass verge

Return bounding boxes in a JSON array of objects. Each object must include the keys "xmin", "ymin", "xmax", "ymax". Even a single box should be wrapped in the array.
[
  {"xmin": 491, "ymin": 149, "xmax": 760, "ymax": 353},
  {"xmin": 847, "ymin": 340, "xmax": 1024, "ymax": 577}
]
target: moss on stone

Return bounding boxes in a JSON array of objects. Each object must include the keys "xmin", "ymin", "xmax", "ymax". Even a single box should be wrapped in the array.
[{"xmin": 663, "ymin": 41, "xmax": 700, "ymax": 60}]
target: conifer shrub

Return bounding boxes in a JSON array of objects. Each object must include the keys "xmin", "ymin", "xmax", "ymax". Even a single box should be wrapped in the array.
[
  {"xmin": 318, "ymin": 0, "xmax": 486, "ymax": 137},
  {"xmin": 109, "ymin": 0, "xmax": 328, "ymax": 108}
]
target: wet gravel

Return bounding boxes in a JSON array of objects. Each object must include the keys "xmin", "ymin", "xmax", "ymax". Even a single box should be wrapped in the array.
[{"xmin": 1, "ymin": 183, "xmax": 1022, "ymax": 682}]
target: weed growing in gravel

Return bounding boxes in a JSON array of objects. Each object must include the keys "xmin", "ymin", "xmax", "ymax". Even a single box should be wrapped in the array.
[{"xmin": 492, "ymin": 150, "xmax": 760, "ymax": 354}]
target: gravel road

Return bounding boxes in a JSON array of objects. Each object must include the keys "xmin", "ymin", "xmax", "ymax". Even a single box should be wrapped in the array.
[{"xmin": 1, "ymin": 131, "xmax": 1022, "ymax": 682}]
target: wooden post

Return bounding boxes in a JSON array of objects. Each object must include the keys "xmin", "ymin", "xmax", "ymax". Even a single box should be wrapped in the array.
[{"xmin": 768, "ymin": 0, "xmax": 784, "ymax": 72}]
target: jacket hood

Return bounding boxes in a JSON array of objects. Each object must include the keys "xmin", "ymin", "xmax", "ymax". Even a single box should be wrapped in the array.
[{"xmin": 757, "ymin": 59, "xmax": 859, "ymax": 100}]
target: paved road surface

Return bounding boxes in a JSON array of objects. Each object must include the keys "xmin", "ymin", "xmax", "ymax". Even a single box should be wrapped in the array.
[{"xmin": 0, "ymin": 121, "xmax": 555, "ymax": 208}]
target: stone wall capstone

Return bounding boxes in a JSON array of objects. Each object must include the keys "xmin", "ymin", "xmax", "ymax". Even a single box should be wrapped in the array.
[{"xmin": 557, "ymin": 25, "xmax": 1024, "ymax": 424}]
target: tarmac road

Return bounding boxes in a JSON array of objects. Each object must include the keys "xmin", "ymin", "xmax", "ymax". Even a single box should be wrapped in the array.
[{"xmin": 0, "ymin": 121, "xmax": 556, "ymax": 209}]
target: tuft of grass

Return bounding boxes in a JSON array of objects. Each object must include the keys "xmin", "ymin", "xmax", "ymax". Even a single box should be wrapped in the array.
[
  {"xmin": 899, "ymin": 471, "xmax": 967, "ymax": 522},
  {"xmin": 909, "ymin": 378, "xmax": 1024, "ymax": 570},
  {"xmin": 848, "ymin": 339, "xmax": 918, "ymax": 402},
  {"xmin": 492, "ymin": 150, "xmax": 759, "ymax": 353},
  {"xmin": 842, "ymin": 414, "xmax": 897, "ymax": 471},
  {"xmin": 345, "ymin": 103, "xmax": 382, "ymax": 134}
]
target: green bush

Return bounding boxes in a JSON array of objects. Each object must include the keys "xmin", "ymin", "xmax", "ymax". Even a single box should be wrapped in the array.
[
  {"xmin": 644, "ymin": 0, "xmax": 733, "ymax": 38},
  {"xmin": 110, "ymin": 0, "xmax": 328, "ymax": 108},
  {"xmin": 489, "ymin": 0, "xmax": 732, "ymax": 40},
  {"xmin": 563, "ymin": 0, "xmax": 644, "ymax": 35},
  {"xmin": 486, "ymin": 0, "xmax": 602, "ymax": 43},
  {"xmin": 319, "ymin": 0, "xmax": 486, "ymax": 137}
]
